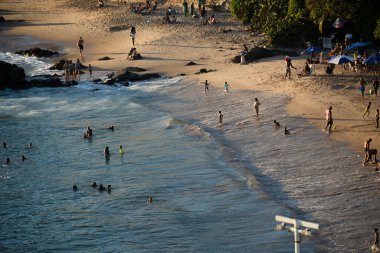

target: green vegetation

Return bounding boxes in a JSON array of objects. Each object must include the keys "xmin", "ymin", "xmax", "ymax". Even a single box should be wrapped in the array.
[{"xmin": 230, "ymin": 0, "xmax": 380, "ymax": 46}]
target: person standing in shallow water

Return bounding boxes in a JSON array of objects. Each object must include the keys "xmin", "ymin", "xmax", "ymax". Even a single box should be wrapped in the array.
[
  {"xmin": 324, "ymin": 106, "xmax": 333, "ymax": 133},
  {"xmin": 218, "ymin": 110, "xmax": 223, "ymax": 124},
  {"xmin": 253, "ymin": 98, "xmax": 260, "ymax": 118},
  {"xmin": 130, "ymin": 26, "xmax": 136, "ymax": 46},
  {"xmin": 204, "ymin": 80, "xmax": 209, "ymax": 94}
]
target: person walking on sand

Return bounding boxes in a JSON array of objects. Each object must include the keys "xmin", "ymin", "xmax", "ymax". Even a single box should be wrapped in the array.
[
  {"xmin": 373, "ymin": 77, "xmax": 379, "ymax": 97},
  {"xmin": 224, "ymin": 81, "xmax": 230, "ymax": 92},
  {"xmin": 77, "ymin": 37, "xmax": 84, "ymax": 56},
  {"xmin": 253, "ymin": 98, "xmax": 260, "ymax": 118},
  {"xmin": 218, "ymin": 110, "xmax": 223, "ymax": 124},
  {"xmin": 363, "ymin": 102, "xmax": 371, "ymax": 118},
  {"xmin": 359, "ymin": 77, "xmax": 366, "ymax": 100},
  {"xmin": 285, "ymin": 58, "xmax": 296, "ymax": 79},
  {"xmin": 324, "ymin": 106, "xmax": 333, "ymax": 133},
  {"xmin": 130, "ymin": 26, "xmax": 136, "ymax": 46},
  {"xmin": 376, "ymin": 109, "xmax": 379, "ymax": 128},
  {"xmin": 204, "ymin": 80, "xmax": 209, "ymax": 93}
]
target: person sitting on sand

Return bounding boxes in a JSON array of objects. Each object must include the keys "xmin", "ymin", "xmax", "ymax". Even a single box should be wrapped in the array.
[
  {"xmin": 273, "ymin": 120, "xmax": 280, "ymax": 128},
  {"xmin": 127, "ymin": 47, "xmax": 140, "ymax": 60},
  {"xmin": 163, "ymin": 13, "xmax": 171, "ymax": 23},
  {"xmin": 207, "ymin": 15, "xmax": 216, "ymax": 25},
  {"xmin": 171, "ymin": 15, "xmax": 177, "ymax": 23},
  {"xmin": 301, "ymin": 62, "xmax": 311, "ymax": 76},
  {"xmin": 284, "ymin": 127, "xmax": 290, "ymax": 135},
  {"xmin": 97, "ymin": 0, "xmax": 104, "ymax": 8}
]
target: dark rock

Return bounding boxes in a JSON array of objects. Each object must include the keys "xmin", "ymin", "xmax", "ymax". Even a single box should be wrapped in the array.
[
  {"xmin": 180, "ymin": 73, "xmax": 187, "ymax": 76},
  {"xmin": 11, "ymin": 77, "xmax": 75, "ymax": 89},
  {"xmin": 231, "ymin": 46, "xmax": 299, "ymax": 63},
  {"xmin": 98, "ymin": 56, "xmax": 112, "ymax": 61},
  {"xmin": 92, "ymin": 78, "xmax": 101, "ymax": 83},
  {"xmin": 199, "ymin": 68, "xmax": 208, "ymax": 73},
  {"xmin": 122, "ymin": 82, "xmax": 130, "ymax": 87},
  {"xmin": 102, "ymin": 79, "xmax": 116, "ymax": 85},
  {"xmin": 132, "ymin": 53, "xmax": 142, "ymax": 60},
  {"xmin": 111, "ymin": 70, "xmax": 161, "ymax": 83},
  {"xmin": 185, "ymin": 61, "xmax": 197, "ymax": 66},
  {"xmin": 125, "ymin": 67, "xmax": 146, "ymax": 72},
  {"xmin": 0, "ymin": 61, "xmax": 26, "ymax": 89},
  {"xmin": 0, "ymin": 16, "xmax": 5, "ymax": 22},
  {"xmin": 15, "ymin": 47, "xmax": 59, "ymax": 58},
  {"xmin": 107, "ymin": 72, "xmax": 115, "ymax": 78},
  {"xmin": 109, "ymin": 25, "xmax": 130, "ymax": 32},
  {"xmin": 49, "ymin": 59, "xmax": 87, "ymax": 70},
  {"xmin": 49, "ymin": 59, "xmax": 65, "ymax": 70}
]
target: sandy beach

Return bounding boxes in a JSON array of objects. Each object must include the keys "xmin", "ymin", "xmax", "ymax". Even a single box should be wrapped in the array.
[
  {"xmin": 1, "ymin": 1, "xmax": 380, "ymax": 251},
  {"xmin": 2, "ymin": 0, "xmax": 378, "ymax": 153}
]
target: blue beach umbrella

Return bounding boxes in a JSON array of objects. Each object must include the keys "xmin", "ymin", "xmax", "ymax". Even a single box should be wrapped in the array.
[
  {"xmin": 364, "ymin": 53, "xmax": 380, "ymax": 65},
  {"xmin": 301, "ymin": 46, "xmax": 322, "ymax": 55},
  {"xmin": 344, "ymin": 42, "xmax": 373, "ymax": 52},
  {"xmin": 328, "ymin": 55, "xmax": 354, "ymax": 64}
]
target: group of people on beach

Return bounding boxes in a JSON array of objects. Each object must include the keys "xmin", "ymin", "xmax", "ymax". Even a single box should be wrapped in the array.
[
  {"xmin": 208, "ymin": 81, "xmax": 291, "ymax": 135},
  {"xmin": 2, "ymin": 142, "xmax": 32, "ymax": 166},
  {"xmin": 63, "ymin": 58, "xmax": 83, "ymax": 83}
]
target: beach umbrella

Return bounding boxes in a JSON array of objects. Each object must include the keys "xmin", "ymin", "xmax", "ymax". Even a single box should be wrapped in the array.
[
  {"xmin": 364, "ymin": 53, "xmax": 380, "ymax": 65},
  {"xmin": 301, "ymin": 46, "xmax": 322, "ymax": 55},
  {"xmin": 328, "ymin": 55, "xmax": 354, "ymax": 64},
  {"xmin": 332, "ymin": 18, "xmax": 346, "ymax": 28},
  {"xmin": 344, "ymin": 42, "xmax": 373, "ymax": 52}
]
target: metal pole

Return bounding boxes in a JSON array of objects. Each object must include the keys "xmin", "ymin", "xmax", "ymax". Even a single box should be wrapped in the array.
[{"xmin": 294, "ymin": 219, "xmax": 300, "ymax": 253}]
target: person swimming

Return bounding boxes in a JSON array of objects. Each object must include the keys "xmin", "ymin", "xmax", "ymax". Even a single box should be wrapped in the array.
[
  {"xmin": 107, "ymin": 185, "xmax": 112, "ymax": 193},
  {"xmin": 119, "ymin": 145, "xmax": 124, "ymax": 156},
  {"xmin": 86, "ymin": 127, "xmax": 93, "ymax": 137},
  {"xmin": 108, "ymin": 125, "xmax": 115, "ymax": 131},
  {"xmin": 273, "ymin": 120, "xmax": 280, "ymax": 128},
  {"xmin": 3, "ymin": 142, "xmax": 6, "ymax": 148},
  {"xmin": 92, "ymin": 182, "xmax": 97, "ymax": 188},
  {"xmin": 5, "ymin": 158, "xmax": 10, "ymax": 165},
  {"xmin": 284, "ymin": 127, "xmax": 290, "ymax": 135},
  {"xmin": 104, "ymin": 146, "xmax": 110, "ymax": 159},
  {"xmin": 99, "ymin": 184, "xmax": 106, "ymax": 191},
  {"xmin": 21, "ymin": 155, "xmax": 27, "ymax": 161},
  {"xmin": 28, "ymin": 142, "xmax": 33, "ymax": 148},
  {"xmin": 73, "ymin": 185, "xmax": 78, "ymax": 191},
  {"xmin": 147, "ymin": 196, "xmax": 153, "ymax": 203}
]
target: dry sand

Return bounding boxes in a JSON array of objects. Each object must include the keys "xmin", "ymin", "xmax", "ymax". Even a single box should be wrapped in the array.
[{"xmin": 1, "ymin": 0, "xmax": 379, "ymax": 153}]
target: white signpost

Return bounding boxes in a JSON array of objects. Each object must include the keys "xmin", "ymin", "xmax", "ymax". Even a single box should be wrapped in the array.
[{"xmin": 275, "ymin": 215, "xmax": 319, "ymax": 253}]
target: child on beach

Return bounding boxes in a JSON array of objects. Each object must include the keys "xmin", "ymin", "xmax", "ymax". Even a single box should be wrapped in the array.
[
  {"xmin": 224, "ymin": 81, "xmax": 230, "ymax": 92},
  {"xmin": 363, "ymin": 102, "xmax": 371, "ymax": 118},
  {"xmin": 77, "ymin": 37, "xmax": 84, "ymax": 56},
  {"xmin": 218, "ymin": 110, "xmax": 223, "ymax": 124},
  {"xmin": 285, "ymin": 58, "xmax": 296, "ymax": 79}
]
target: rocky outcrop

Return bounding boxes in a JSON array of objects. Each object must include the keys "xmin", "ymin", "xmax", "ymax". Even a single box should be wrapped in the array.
[
  {"xmin": 125, "ymin": 67, "xmax": 146, "ymax": 72},
  {"xmin": 0, "ymin": 61, "xmax": 76, "ymax": 89},
  {"xmin": 0, "ymin": 16, "xmax": 5, "ymax": 22},
  {"xmin": 0, "ymin": 61, "xmax": 26, "ymax": 89},
  {"xmin": 98, "ymin": 56, "xmax": 112, "ymax": 61},
  {"xmin": 48, "ymin": 59, "xmax": 88, "ymax": 70},
  {"xmin": 102, "ymin": 69, "xmax": 161, "ymax": 86},
  {"xmin": 15, "ymin": 48, "xmax": 59, "ymax": 58},
  {"xmin": 231, "ymin": 47, "xmax": 299, "ymax": 63}
]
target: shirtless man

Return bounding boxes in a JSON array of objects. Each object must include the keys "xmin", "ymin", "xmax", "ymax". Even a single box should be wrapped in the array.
[
  {"xmin": 218, "ymin": 111, "xmax": 223, "ymax": 124},
  {"xmin": 77, "ymin": 37, "xmax": 84, "ymax": 56},
  {"xmin": 204, "ymin": 80, "xmax": 209, "ymax": 94}
]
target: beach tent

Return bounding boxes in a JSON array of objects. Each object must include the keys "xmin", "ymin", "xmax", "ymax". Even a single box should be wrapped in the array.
[
  {"xmin": 344, "ymin": 42, "xmax": 373, "ymax": 52},
  {"xmin": 328, "ymin": 55, "xmax": 354, "ymax": 64},
  {"xmin": 364, "ymin": 53, "xmax": 380, "ymax": 65},
  {"xmin": 301, "ymin": 46, "xmax": 322, "ymax": 55}
]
